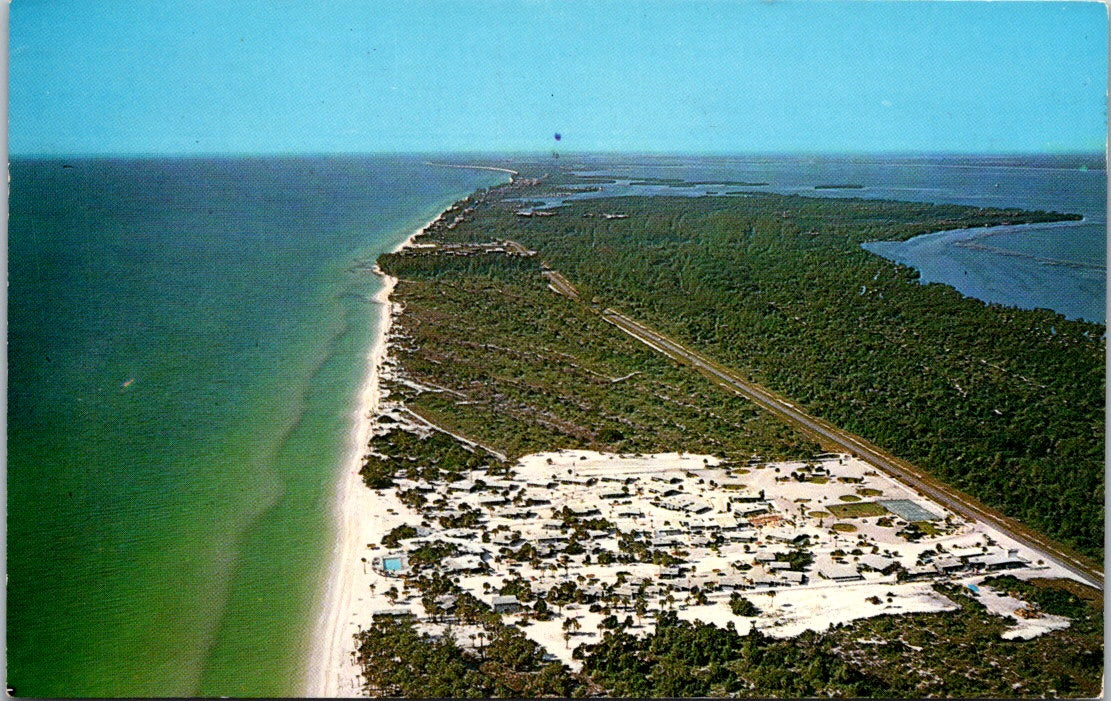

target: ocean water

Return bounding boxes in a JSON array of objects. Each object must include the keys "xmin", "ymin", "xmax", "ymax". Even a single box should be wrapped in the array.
[
  {"xmin": 553, "ymin": 153, "xmax": 1106, "ymax": 323},
  {"xmin": 7, "ymin": 156, "xmax": 505, "ymax": 697}
]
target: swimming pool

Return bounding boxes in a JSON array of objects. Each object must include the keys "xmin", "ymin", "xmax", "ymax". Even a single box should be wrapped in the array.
[{"xmin": 383, "ymin": 557, "xmax": 403, "ymax": 572}]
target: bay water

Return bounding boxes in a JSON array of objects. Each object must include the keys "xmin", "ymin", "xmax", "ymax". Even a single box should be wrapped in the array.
[{"xmin": 562, "ymin": 153, "xmax": 1106, "ymax": 323}]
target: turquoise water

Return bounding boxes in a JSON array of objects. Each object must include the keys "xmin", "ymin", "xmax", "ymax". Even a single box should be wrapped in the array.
[
  {"xmin": 383, "ymin": 558, "xmax": 403, "ymax": 572},
  {"xmin": 7, "ymin": 156, "xmax": 505, "ymax": 697}
]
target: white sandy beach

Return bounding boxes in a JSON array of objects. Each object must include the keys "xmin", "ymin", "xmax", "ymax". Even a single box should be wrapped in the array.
[{"xmin": 303, "ymin": 216, "xmax": 441, "ymax": 698}]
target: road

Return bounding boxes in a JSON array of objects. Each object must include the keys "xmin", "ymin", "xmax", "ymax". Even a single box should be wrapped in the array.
[
  {"xmin": 535, "ymin": 257, "xmax": 1103, "ymax": 588},
  {"xmin": 542, "ymin": 269, "xmax": 580, "ymax": 300}
]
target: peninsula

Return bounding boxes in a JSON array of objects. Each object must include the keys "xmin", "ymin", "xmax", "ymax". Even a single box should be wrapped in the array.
[{"xmin": 311, "ymin": 162, "xmax": 1103, "ymax": 697}]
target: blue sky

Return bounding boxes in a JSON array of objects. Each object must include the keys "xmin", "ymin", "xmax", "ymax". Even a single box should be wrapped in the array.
[{"xmin": 10, "ymin": 1, "xmax": 1108, "ymax": 155}]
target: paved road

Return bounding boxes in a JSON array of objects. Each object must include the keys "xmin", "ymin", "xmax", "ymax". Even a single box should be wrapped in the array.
[
  {"xmin": 597, "ymin": 307, "xmax": 1103, "ymax": 588},
  {"xmin": 523, "ymin": 241, "xmax": 1102, "ymax": 587},
  {"xmin": 542, "ymin": 270, "xmax": 580, "ymax": 300}
]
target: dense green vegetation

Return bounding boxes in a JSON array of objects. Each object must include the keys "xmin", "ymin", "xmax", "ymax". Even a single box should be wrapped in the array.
[
  {"xmin": 582, "ymin": 580, "xmax": 1102, "ymax": 697},
  {"xmin": 981, "ymin": 575, "xmax": 1100, "ymax": 620},
  {"xmin": 818, "ymin": 582, "xmax": 1104, "ymax": 697},
  {"xmin": 360, "ymin": 428, "xmax": 498, "ymax": 488},
  {"xmin": 378, "ymin": 253, "xmax": 817, "ymax": 462},
  {"xmin": 430, "ymin": 189, "xmax": 1103, "ymax": 560},
  {"xmin": 354, "ymin": 578, "xmax": 1102, "ymax": 697},
  {"xmin": 381, "ymin": 524, "xmax": 419, "ymax": 548},
  {"xmin": 354, "ymin": 616, "xmax": 581, "ymax": 697},
  {"xmin": 728, "ymin": 593, "xmax": 761, "ymax": 617}
]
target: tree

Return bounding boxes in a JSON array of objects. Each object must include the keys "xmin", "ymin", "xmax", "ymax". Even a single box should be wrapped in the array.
[
  {"xmin": 563, "ymin": 615, "xmax": 582, "ymax": 643},
  {"xmin": 558, "ymin": 553, "xmax": 571, "ymax": 577},
  {"xmin": 729, "ymin": 593, "xmax": 761, "ymax": 617}
]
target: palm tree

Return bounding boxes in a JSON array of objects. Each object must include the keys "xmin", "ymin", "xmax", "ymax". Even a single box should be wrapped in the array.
[
  {"xmin": 562, "ymin": 615, "xmax": 582, "ymax": 647},
  {"xmin": 634, "ymin": 595, "xmax": 648, "ymax": 626},
  {"xmin": 568, "ymin": 616, "xmax": 582, "ymax": 636},
  {"xmin": 476, "ymin": 629, "xmax": 487, "ymax": 660}
]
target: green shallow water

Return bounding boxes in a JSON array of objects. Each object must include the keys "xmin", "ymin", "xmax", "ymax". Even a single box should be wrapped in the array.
[{"xmin": 7, "ymin": 156, "xmax": 505, "ymax": 697}]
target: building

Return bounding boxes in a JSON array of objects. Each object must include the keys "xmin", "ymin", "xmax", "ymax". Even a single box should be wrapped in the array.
[
  {"xmin": 442, "ymin": 555, "xmax": 485, "ymax": 574},
  {"xmin": 372, "ymin": 608, "xmax": 413, "ymax": 618},
  {"xmin": 489, "ymin": 531, "xmax": 521, "ymax": 547},
  {"xmin": 968, "ymin": 552, "xmax": 1028, "ymax": 571},
  {"xmin": 747, "ymin": 570, "xmax": 790, "ymax": 589},
  {"xmin": 491, "ymin": 596, "xmax": 521, "ymax": 614},
  {"xmin": 857, "ymin": 554, "xmax": 899, "ymax": 574},
  {"xmin": 735, "ymin": 502, "xmax": 773, "ymax": 518},
  {"xmin": 730, "ymin": 489, "xmax": 766, "ymax": 503},
  {"xmin": 901, "ymin": 564, "xmax": 938, "ymax": 581},
  {"xmin": 932, "ymin": 556, "xmax": 967, "ymax": 574},
  {"xmin": 780, "ymin": 570, "xmax": 808, "ymax": 585},
  {"xmin": 726, "ymin": 528, "xmax": 758, "ymax": 543},
  {"xmin": 660, "ymin": 565, "xmax": 688, "ymax": 580},
  {"xmin": 652, "ymin": 534, "xmax": 684, "ymax": 548},
  {"xmin": 948, "ymin": 546, "xmax": 987, "ymax": 560},
  {"xmin": 818, "ymin": 564, "xmax": 864, "ymax": 582}
]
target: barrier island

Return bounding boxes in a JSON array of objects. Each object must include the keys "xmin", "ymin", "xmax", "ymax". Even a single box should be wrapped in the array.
[{"xmin": 336, "ymin": 164, "xmax": 1102, "ymax": 697}]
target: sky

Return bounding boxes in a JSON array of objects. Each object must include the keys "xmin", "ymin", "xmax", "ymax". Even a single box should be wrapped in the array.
[{"xmin": 9, "ymin": 0, "xmax": 1108, "ymax": 156}]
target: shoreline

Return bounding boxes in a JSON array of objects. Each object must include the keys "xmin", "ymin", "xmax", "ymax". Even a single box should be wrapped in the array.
[
  {"xmin": 861, "ymin": 217, "xmax": 1105, "ymax": 325},
  {"xmin": 302, "ymin": 212, "xmax": 445, "ymax": 698},
  {"xmin": 424, "ymin": 161, "xmax": 519, "ymax": 176},
  {"xmin": 866, "ymin": 216, "xmax": 1091, "ymax": 254}
]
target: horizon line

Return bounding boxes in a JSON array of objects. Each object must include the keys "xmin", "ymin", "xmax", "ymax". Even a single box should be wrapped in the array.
[{"xmin": 10, "ymin": 148, "xmax": 1109, "ymax": 161}]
